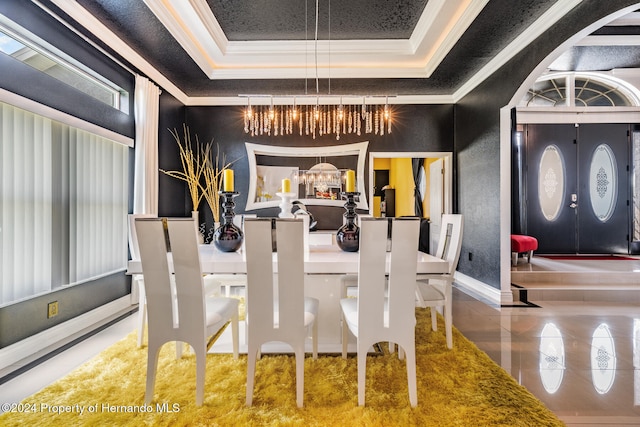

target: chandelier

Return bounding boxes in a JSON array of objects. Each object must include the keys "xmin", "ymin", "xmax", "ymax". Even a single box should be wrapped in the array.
[
  {"xmin": 240, "ymin": 0, "xmax": 393, "ymax": 140},
  {"xmin": 242, "ymin": 96, "xmax": 392, "ymax": 140}
]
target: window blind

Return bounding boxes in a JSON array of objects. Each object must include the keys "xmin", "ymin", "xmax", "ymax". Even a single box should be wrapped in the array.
[{"xmin": 0, "ymin": 102, "xmax": 128, "ymax": 305}]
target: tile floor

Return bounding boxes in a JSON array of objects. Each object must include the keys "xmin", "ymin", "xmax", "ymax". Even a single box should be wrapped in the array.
[{"xmin": 1, "ymin": 265, "xmax": 640, "ymax": 426}]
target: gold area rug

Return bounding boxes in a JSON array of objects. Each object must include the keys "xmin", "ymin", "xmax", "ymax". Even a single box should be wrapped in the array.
[{"xmin": 1, "ymin": 309, "xmax": 564, "ymax": 426}]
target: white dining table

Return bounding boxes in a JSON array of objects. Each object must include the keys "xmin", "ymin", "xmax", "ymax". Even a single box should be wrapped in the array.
[
  {"xmin": 126, "ymin": 242, "xmax": 448, "ymax": 276},
  {"xmin": 127, "ymin": 239, "xmax": 448, "ymax": 353}
]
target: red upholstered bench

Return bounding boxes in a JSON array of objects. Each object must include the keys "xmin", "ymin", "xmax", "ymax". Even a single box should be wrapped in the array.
[{"xmin": 511, "ymin": 235, "xmax": 538, "ymax": 266}]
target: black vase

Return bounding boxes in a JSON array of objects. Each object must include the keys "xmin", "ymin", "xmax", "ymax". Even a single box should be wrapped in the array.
[
  {"xmin": 213, "ymin": 192, "xmax": 243, "ymax": 252},
  {"xmin": 336, "ymin": 192, "xmax": 360, "ymax": 252}
]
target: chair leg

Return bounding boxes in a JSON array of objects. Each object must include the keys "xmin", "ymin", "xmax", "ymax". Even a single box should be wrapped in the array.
[
  {"xmin": 312, "ymin": 320, "xmax": 318, "ymax": 360},
  {"xmin": 195, "ymin": 346, "xmax": 206, "ymax": 406},
  {"xmin": 512, "ymin": 252, "xmax": 518, "ymax": 266},
  {"xmin": 527, "ymin": 250, "xmax": 533, "ymax": 263},
  {"xmin": 398, "ymin": 344, "xmax": 405, "ymax": 360},
  {"xmin": 405, "ymin": 342, "xmax": 418, "ymax": 407},
  {"xmin": 431, "ymin": 308, "xmax": 438, "ymax": 332},
  {"xmin": 357, "ymin": 346, "xmax": 367, "ymax": 406},
  {"xmin": 445, "ymin": 297, "xmax": 453, "ymax": 350},
  {"xmin": 341, "ymin": 313, "xmax": 349, "ymax": 359},
  {"xmin": 137, "ymin": 301, "xmax": 146, "ymax": 348},
  {"xmin": 137, "ymin": 283, "xmax": 146, "ymax": 348},
  {"xmin": 246, "ymin": 346, "xmax": 258, "ymax": 406},
  {"xmin": 144, "ymin": 344, "xmax": 161, "ymax": 404},
  {"xmin": 295, "ymin": 347, "xmax": 305, "ymax": 408},
  {"xmin": 231, "ymin": 312, "xmax": 239, "ymax": 359}
]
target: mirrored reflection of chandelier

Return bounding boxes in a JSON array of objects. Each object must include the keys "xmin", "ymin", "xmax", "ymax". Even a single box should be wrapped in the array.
[
  {"xmin": 241, "ymin": 0, "xmax": 393, "ymax": 140},
  {"xmin": 294, "ymin": 162, "xmax": 351, "ymax": 200}
]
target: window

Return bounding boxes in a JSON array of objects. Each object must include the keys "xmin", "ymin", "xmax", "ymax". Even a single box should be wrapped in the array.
[
  {"xmin": 521, "ymin": 72, "xmax": 640, "ymax": 107},
  {"xmin": 0, "ymin": 101, "xmax": 129, "ymax": 306},
  {"xmin": 0, "ymin": 17, "xmax": 128, "ymax": 113}
]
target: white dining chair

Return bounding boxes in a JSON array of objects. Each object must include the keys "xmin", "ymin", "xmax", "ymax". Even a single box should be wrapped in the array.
[
  {"xmin": 243, "ymin": 218, "xmax": 319, "ymax": 408},
  {"xmin": 340, "ymin": 217, "xmax": 420, "ymax": 407},
  {"xmin": 128, "ymin": 213, "xmax": 156, "ymax": 348},
  {"xmin": 415, "ymin": 214, "xmax": 463, "ymax": 349},
  {"xmin": 136, "ymin": 218, "xmax": 239, "ymax": 406}
]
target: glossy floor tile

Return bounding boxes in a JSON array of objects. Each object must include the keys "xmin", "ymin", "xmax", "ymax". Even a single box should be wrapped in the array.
[
  {"xmin": 2, "ymin": 275, "xmax": 640, "ymax": 425},
  {"xmin": 454, "ymin": 288, "xmax": 640, "ymax": 426}
]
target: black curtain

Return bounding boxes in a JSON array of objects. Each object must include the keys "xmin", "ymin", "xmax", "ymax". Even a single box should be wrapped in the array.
[{"xmin": 411, "ymin": 158, "xmax": 424, "ymax": 217}]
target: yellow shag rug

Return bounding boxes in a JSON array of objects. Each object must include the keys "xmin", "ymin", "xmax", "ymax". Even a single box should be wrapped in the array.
[{"xmin": 1, "ymin": 309, "xmax": 564, "ymax": 426}]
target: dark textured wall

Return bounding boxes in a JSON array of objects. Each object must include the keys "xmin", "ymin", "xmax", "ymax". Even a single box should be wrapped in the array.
[
  {"xmin": 154, "ymin": 104, "xmax": 454, "ymax": 231},
  {"xmin": 157, "ymin": 92, "xmax": 188, "ymax": 217},
  {"xmin": 0, "ymin": 274, "xmax": 129, "ymax": 347}
]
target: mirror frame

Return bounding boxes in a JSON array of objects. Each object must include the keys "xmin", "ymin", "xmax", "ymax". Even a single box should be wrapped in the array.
[{"xmin": 245, "ymin": 141, "xmax": 369, "ymax": 211}]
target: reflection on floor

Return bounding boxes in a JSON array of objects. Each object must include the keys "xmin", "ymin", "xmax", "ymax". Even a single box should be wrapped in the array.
[
  {"xmin": 1, "ymin": 264, "xmax": 640, "ymax": 425},
  {"xmin": 455, "ymin": 287, "xmax": 640, "ymax": 426}
]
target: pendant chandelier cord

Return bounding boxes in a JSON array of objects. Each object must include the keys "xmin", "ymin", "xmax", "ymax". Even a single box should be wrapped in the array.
[
  {"xmin": 328, "ymin": 0, "xmax": 331, "ymax": 95},
  {"xmin": 305, "ymin": 0, "xmax": 308, "ymax": 95},
  {"xmin": 314, "ymin": 0, "xmax": 319, "ymax": 94},
  {"xmin": 241, "ymin": 0, "xmax": 393, "ymax": 139}
]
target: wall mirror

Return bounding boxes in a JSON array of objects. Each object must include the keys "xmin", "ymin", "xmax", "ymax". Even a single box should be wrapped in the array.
[{"xmin": 246, "ymin": 141, "xmax": 369, "ymax": 210}]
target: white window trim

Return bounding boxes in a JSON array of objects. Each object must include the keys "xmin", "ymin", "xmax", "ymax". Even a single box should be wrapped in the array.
[{"xmin": 0, "ymin": 88, "xmax": 133, "ymax": 147}]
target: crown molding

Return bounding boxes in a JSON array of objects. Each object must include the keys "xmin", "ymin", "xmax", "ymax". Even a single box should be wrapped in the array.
[
  {"xmin": 577, "ymin": 35, "xmax": 640, "ymax": 46},
  {"xmin": 183, "ymin": 94, "xmax": 456, "ymax": 106},
  {"xmin": 144, "ymin": 0, "xmax": 490, "ymax": 80}
]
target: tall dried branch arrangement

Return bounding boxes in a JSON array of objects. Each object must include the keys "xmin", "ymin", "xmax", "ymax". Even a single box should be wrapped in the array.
[
  {"xmin": 160, "ymin": 125, "xmax": 208, "ymax": 211},
  {"xmin": 201, "ymin": 144, "xmax": 233, "ymax": 223}
]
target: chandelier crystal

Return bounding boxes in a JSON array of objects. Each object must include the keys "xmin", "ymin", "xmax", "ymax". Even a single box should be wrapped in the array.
[{"xmin": 242, "ymin": 96, "xmax": 393, "ymax": 140}]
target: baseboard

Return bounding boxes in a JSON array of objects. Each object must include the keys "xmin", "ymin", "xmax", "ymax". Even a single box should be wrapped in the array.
[
  {"xmin": 0, "ymin": 296, "xmax": 134, "ymax": 378},
  {"xmin": 454, "ymin": 271, "xmax": 504, "ymax": 305}
]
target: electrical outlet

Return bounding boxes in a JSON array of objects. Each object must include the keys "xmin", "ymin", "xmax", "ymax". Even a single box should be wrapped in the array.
[{"xmin": 47, "ymin": 301, "xmax": 59, "ymax": 318}]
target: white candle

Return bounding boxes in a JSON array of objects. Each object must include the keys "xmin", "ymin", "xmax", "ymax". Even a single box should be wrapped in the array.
[{"xmin": 223, "ymin": 169, "xmax": 234, "ymax": 192}]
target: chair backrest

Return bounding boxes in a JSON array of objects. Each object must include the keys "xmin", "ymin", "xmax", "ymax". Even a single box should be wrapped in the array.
[
  {"xmin": 293, "ymin": 213, "xmax": 310, "ymax": 256},
  {"xmin": 136, "ymin": 218, "xmax": 206, "ymax": 344},
  {"xmin": 434, "ymin": 214, "xmax": 464, "ymax": 275},
  {"xmin": 386, "ymin": 217, "xmax": 420, "ymax": 328},
  {"xmin": 244, "ymin": 218, "xmax": 305, "ymax": 342},
  {"xmin": 128, "ymin": 213, "xmax": 156, "ymax": 260},
  {"xmin": 356, "ymin": 218, "xmax": 388, "ymax": 334},
  {"xmin": 357, "ymin": 217, "xmax": 419, "ymax": 342}
]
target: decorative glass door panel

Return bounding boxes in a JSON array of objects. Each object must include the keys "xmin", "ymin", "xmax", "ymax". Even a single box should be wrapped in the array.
[
  {"xmin": 588, "ymin": 144, "xmax": 617, "ymax": 223},
  {"xmin": 538, "ymin": 145, "xmax": 565, "ymax": 221}
]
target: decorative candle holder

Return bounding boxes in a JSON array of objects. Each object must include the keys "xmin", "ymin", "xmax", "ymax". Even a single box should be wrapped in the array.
[
  {"xmin": 336, "ymin": 192, "xmax": 360, "ymax": 252},
  {"xmin": 275, "ymin": 192, "xmax": 296, "ymax": 218},
  {"xmin": 213, "ymin": 191, "xmax": 243, "ymax": 252}
]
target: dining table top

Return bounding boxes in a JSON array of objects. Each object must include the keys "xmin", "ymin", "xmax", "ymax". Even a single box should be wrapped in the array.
[{"xmin": 126, "ymin": 242, "xmax": 449, "ymax": 275}]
